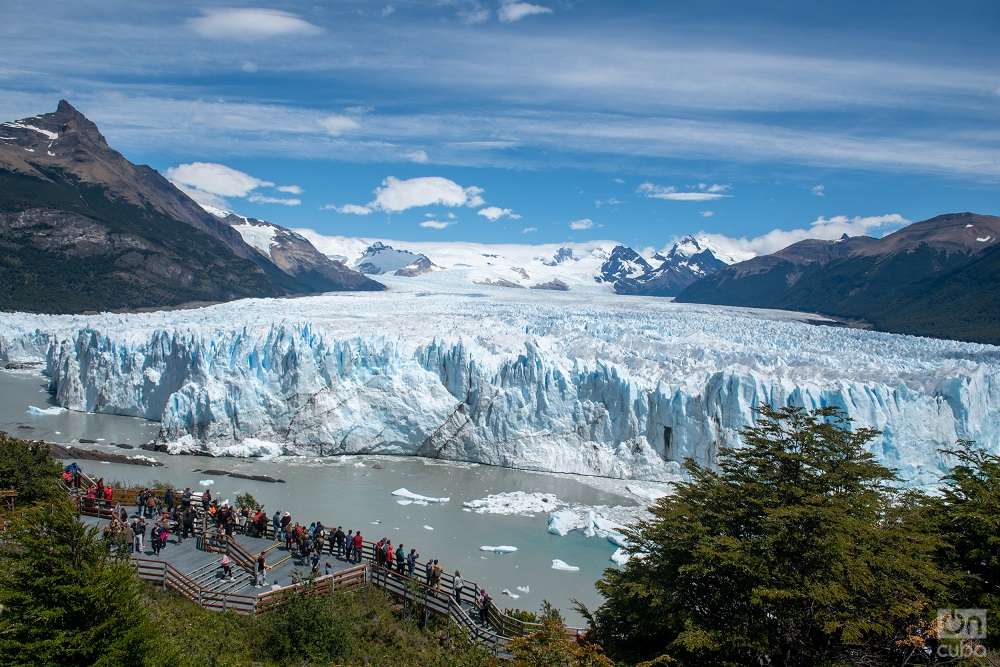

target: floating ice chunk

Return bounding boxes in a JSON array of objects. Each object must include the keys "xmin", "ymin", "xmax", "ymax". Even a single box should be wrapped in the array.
[
  {"xmin": 501, "ymin": 588, "xmax": 520, "ymax": 599},
  {"xmin": 611, "ymin": 548, "xmax": 630, "ymax": 565},
  {"xmin": 392, "ymin": 488, "xmax": 450, "ymax": 503},
  {"xmin": 198, "ymin": 479, "xmax": 214, "ymax": 487},
  {"xmin": 27, "ymin": 405, "xmax": 66, "ymax": 416},
  {"xmin": 463, "ymin": 491, "xmax": 564, "ymax": 516},
  {"xmin": 516, "ymin": 585, "xmax": 530, "ymax": 593},
  {"xmin": 423, "ymin": 525, "xmax": 434, "ymax": 530},
  {"xmin": 370, "ymin": 520, "xmax": 382, "ymax": 525},
  {"xmin": 551, "ymin": 559, "xmax": 579, "ymax": 572},
  {"xmin": 396, "ymin": 500, "xmax": 413, "ymax": 506},
  {"xmin": 479, "ymin": 545, "xmax": 518, "ymax": 554}
]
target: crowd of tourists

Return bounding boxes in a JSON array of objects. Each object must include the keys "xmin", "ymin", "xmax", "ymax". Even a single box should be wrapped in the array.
[{"xmin": 68, "ymin": 465, "xmax": 496, "ymax": 623}]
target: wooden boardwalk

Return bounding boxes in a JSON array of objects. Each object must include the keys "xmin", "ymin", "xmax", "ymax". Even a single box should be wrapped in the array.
[{"xmin": 70, "ymin": 479, "xmax": 585, "ymax": 657}]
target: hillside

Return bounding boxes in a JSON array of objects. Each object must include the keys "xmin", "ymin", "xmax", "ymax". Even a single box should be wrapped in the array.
[{"xmin": 676, "ymin": 212, "xmax": 1000, "ymax": 344}]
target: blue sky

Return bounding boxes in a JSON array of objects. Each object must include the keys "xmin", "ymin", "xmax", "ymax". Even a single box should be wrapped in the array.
[{"xmin": 1, "ymin": 0, "xmax": 998, "ymax": 254}]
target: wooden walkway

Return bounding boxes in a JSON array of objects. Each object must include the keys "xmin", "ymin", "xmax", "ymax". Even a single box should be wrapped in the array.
[{"xmin": 68, "ymin": 476, "xmax": 585, "ymax": 657}]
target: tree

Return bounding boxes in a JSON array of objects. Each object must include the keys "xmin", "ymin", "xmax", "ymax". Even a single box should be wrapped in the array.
[
  {"xmin": 0, "ymin": 433, "xmax": 62, "ymax": 504},
  {"xmin": 259, "ymin": 588, "xmax": 349, "ymax": 663},
  {"xmin": 586, "ymin": 405, "xmax": 951, "ymax": 666},
  {"xmin": 0, "ymin": 499, "xmax": 154, "ymax": 666},
  {"xmin": 935, "ymin": 443, "xmax": 1000, "ymax": 651},
  {"xmin": 508, "ymin": 615, "xmax": 614, "ymax": 667}
]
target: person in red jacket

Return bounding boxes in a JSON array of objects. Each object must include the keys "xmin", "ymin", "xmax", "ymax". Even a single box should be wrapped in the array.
[
  {"xmin": 103, "ymin": 485, "xmax": 113, "ymax": 504},
  {"xmin": 353, "ymin": 531, "xmax": 364, "ymax": 563}
]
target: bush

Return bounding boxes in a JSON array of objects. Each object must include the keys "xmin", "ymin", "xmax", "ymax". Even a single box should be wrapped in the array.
[
  {"xmin": 0, "ymin": 433, "xmax": 62, "ymax": 504},
  {"xmin": 259, "ymin": 589, "xmax": 349, "ymax": 663}
]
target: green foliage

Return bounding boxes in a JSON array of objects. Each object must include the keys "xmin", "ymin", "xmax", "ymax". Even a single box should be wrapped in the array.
[
  {"xmin": 588, "ymin": 405, "xmax": 952, "ymax": 666},
  {"xmin": 935, "ymin": 442, "xmax": 1000, "ymax": 650},
  {"xmin": 0, "ymin": 499, "xmax": 154, "ymax": 666},
  {"xmin": 0, "ymin": 433, "xmax": 62, "ymax": 504},
  {"xmin": 234, "ymin": 491, "xmax": 261, "ymax": 513},
  {"xmin": 259, "ymin": 588, "xmax": 350, "ymax": 663},
  {"xmin": 509, "ymin": 615, "xmax": 614, "ymax": 667}
]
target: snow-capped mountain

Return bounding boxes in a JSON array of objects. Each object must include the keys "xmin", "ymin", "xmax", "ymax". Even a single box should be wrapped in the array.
[
  {"xmin": 614, "ymin": 235, "xmax": 735, "ymax": 296},
  {"xmin": 596, "ymin": 246, "xmax": 654, "ymax": 284},
  {"xmin": 355, "ymin": 242, "xmax": 438, "ymax": 277},
  {"xmin": 204, "ymin": 207, "xmax": 383, "ymax": 293}
]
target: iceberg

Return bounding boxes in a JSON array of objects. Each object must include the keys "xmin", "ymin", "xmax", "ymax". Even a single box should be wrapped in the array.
[
  {"xmin": 551, "ymin": 559, "xmax": 580, "ymax": 572},
  {"xmin": 27, "ymin": 405, "xmax": 66, "ymax": 416},
  {"xmin": 392, "ymin": 488, "xmax": 450, "ymax": 503},
  {"xmin": 480, "ymin": 545, "xmax": 518, "ymax": 554},
  {"xmin": 0, "ymin": 281, "xmax": 996, "ymax": 484}
]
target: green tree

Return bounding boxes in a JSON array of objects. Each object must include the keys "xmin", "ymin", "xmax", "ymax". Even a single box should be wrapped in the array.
[
  {"xmin": 259, "ymin": 588, "xmax": 349, "ymax": 663},
  {"xmin": 0, "ymin": 499, "xmax": 154, "ymax": 666},
  {"xmin": 509, "ymin": 615, "xmax": 614, "ymax": 667},
  {"xmin": 0, "ymin": 433, "xmax": 62, "ymax": 504},
  {"xmin": 586, "ymin": 405, "xmax": 950, "ymax": 666},
  {"xmin": 935, "ymin": 443, "xmax": 1000, "ymax": 651}
]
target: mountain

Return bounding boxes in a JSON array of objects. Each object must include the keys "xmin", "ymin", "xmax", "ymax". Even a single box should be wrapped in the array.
[
  {"xmin": 0, "ymin": 101, "xmax": 380, "ymax": 314},
  {"xmin": 676, "ymin": 213, "xmax": 1000, "ymax": 344},
  {"xmin": 205, "ymin": 207, "xmax": 381, "ymax": 292},
  {"xmin": 354, "ymin": 242, "xmax": 438, "ymax": 277},
  {"xmin": 596, "ymin": 245, "xmax": 653, "ymax": 284},
  {"xmin": 612, "ymin": 235, "xmax": 735, "ymax": 296}
]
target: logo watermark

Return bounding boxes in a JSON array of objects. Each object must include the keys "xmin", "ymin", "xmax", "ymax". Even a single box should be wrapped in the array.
[{"xmin": 936, "ymin": 609, "xmax": 987, "ymax": 659}]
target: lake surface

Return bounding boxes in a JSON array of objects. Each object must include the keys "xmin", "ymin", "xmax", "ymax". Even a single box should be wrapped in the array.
[{"xmin": 0, "ymin": 369, "xmax": 652, "ymax": 623}]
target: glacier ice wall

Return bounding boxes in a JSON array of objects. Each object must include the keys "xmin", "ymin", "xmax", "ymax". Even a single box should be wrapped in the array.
[{"xmin": 1, "ymin": 285, "xmax": 998, "ymax": 483}]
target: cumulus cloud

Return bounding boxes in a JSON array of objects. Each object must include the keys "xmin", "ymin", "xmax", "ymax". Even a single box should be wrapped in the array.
[
  {"xmin": 324, "ymin": 203, "xmax": 373, "ymax": 215},
  {"xmin": 319, "ymin": 114, "xmax": 361, "ymax": 136},
  {"xmin": 498, "ymin": 1, "xmax": 553, "ymax": 23},
  {"xmin": 165, "ymin": 162, "xmax": 302, "ymax": 210},
  {"xmin": 477, "ymin": 206, "xmax": 521, "ymax": 221},
  {"xmin": 248, "ymin": 194, "xmax": 300, "ymax": 206},
  {"xmin": 811, "ymin": 184, "xmax": 826, "ymax": 197},
  {"xmin": 698, "ymin": 213, "xmax": 909, "ymax": 260},
  {"xmin": 521, "ymin": 226, "xmax": 538, "ymax": 234},
  {"xmin": 420, "ymin": 219, "xmax": 455, "ymax": 229},
  {"xmin": 188, "ymin": 8, "xmax": 323, "ymax": 40},
  {"xmin": 569, "ymin": 218, "xmax": 594, "ymax": 230},
  {"xmin": 372, "ymin": 176, "xmax": 485, "ymax": 212},
  {"xmin": 638, "ymin": 182, "xmax": 732, "ymax": 201}
]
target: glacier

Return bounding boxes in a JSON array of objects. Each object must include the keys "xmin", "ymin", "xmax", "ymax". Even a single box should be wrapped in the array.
[{"xmin": 0, "ymin": 275, "xmax": 997, "ymax": 485}]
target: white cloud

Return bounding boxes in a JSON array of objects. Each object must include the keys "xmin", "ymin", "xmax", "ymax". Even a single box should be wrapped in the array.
[
  {"xmin": 420, "ymin": 219, "xmax": 454, "ymax": 229},
  {"xmin": 324, "ymin": 203, "xmax": 373, "ymax": 215},
  {"xmin": 700, "ymin": 210, "xmax": 715, "ymax": 218},
  {"xmin": 521, "ymin": 226, "xmax": 538, "ymax": 234},
  {"xmin": 188, "ymin": 9, "xmax": 322, "ymax": 40},
  {"xmin": 613, "ymin": 177, "xmax": 626, "ymax": 184},
  {"xmin": 569, "ymin": 218, "xmax": 594, "ymax": 230},
  {"xmin": 698, "ymin": 213, "xmax": 909, "ymax": 260},
  {"xmin": 371, "ymin": 176, "xmax": 485, "ymax": 212},
  {"xmin": 171, "ymin": 181, "xmax": 230, "ymax": 211},
  {"xmin": 637, "ymin": 182, "xmax": 732, "ymax": 201},
  {"xmin": 404, "ymin": 149, "xmax": 429, "ymax": 163},
  {"xmin": 594, "ymin": 197, "xmax": 623, "ymax": 208},
  {"xmin": 248, "ymin": 194, "xmax": 301, "ymax": 206},
  {"xmin": 240, "ymin": 61, "xmax": 259, "ymax": 73},
  {"xmin": 381, "ymin": 5, "xmax": 396, "ymax": 17},
  {"xmin": 498, "ymin": 1, "xmax": 553, "ymax": 23},
  {"xmin": 811, "ymin": 184, "xmax": 826, "ymax": 197},
  {"xmin": 477, "ymin": 206, "xmax": 521, "ymax": 221},
  {"xmin": 166, "ymin": 162, "xmax": 272, "ymax": 197},
  {"xmin": 320, "ymin": 114, "xmax": 361, "ymax": 136}
]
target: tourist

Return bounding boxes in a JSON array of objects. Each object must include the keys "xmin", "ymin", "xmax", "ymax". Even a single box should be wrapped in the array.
[
  {"xmin": 220, "ymin": 554, "xmax": 232, "ymax": 580},
  {"xmin": 150, "ymin": 520, "xmax": 162, "ymax": 555},
  {"xmin": 131, "ymin": 517, "xmax": 145, "ymax": 554},
  {"xmin": 453, "ymin": 571, "xmax": 464, "ymax": 604},
  {"xmin": 407, "ymin": 548, "xmax": 418, "ymax": 576},
  {"xmin": 344, "ymin": 530, "xmax": 354, "ymax": 561},
  {"xmin": 431, "ymin": 560, "xmax": 443, "ymax": 590},
  {"xmin": 255, "ymin": 552, "xmax": 267, "ymax": 587},
  {"xmin": 135, "ymin": 488, "xmax": 145, "ymax": 516},
  {"xmin": 102, "ymin": 484, "xmax": 113, "ymax": 505},
  {"xmin": 181, "ymin": 487, "xmax": 192, "ymax": 509},
  {"xmin": 145, "ymin": 491, "xmax": 156, "ymax": 518},
  {"xmin": 333, "ymin": 526, "xmax": 345, "ymax": 559},
  {"xmin": 352, "ymin": 530, "xmax": 363, "ymax": 563},
  {"xmin": 181, "ymin": 507, "xmax": 195, "ymax": 540},
  {"xmin": 478, "ymin": 590, "xmax": 491, "ymax": 624},
  {"xmin": 375, "ymin": 538, "xmax": 385, "ymax": 567},
  {"xmin": 280, "ymin": 512, "xmax": 292, "ymax": 545},
  {"xmin": 271, "ymin": 509, "xmax": 282, "ymax": 540},
  {"xmin": 395, "ymin": 544, "xmax": 406, "ymax": 574},
  {"xmin": 310, "ymin": 549, "xmax": 320, "ymax": 574},
  {"xmin": 95, "ymin": 478, "xmax": 104, "ymax": 503},
  {"xmin": 201, "ymin": 488, "xmax": 211, "ymax": 513},
  {"xmin": 425, "ymin": 559, "xmax": 434, "ymax": 586},
  {"xmin": 164, "ymin": 487, "xmax": 174, "ymax": 513}
]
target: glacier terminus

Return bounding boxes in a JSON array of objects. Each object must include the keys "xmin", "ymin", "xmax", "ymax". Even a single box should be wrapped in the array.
[{"xmin": 1, "ymin": 274, "xmax": 996, "ymax": 486}]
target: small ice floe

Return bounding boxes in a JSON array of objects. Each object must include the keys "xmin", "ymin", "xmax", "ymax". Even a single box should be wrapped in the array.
[
  {"xmin": 423, "ymin": 525, "xmax": 434, "ymax": 531},
  {"xmin": 370, "ymin": 520, "xmax": 382, "ymax": 525},
  {"xmin": 26, "ymin": 405, "xmax": 66, "ymax": 416},
  {"xmin": 396, "ymin": 500, "xmax": 413, "ymax": 506},
  {"xmin": 353, "ymin": 461, "xmax": 367, "ymax": 468},
  {"xmin": 463, "ymin": 491, "xmax": 563, "ymax": 516},
  {"xmin": 551, "ymin": 559, "xmax": 580, "ymax": 572},
  {"xmin": 516, "ymin": 585, "xmax": 530, "ymax": 594},
  {"xmin": 198, "ymin": 479, "xmax": 215, "ymax": 487},
  {"xmin": 392, "ymin": 488, "xmax": 449, "ymax": 503},
  {"xmin": 479, "ymin": 545, "xmax": 518, "ymax": 554},
  {"xmin": 611, "ymin": 548, "xmax": 630, "ymax": 565},
  {"xmin": 501, "ymin": 588, "xmax": 520, "ymax": 599}
]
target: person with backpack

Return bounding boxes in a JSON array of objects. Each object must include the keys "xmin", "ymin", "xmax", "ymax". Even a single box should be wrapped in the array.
[
  {"xmin": 333, "ymin": 526, "xmax": 345, "ymax": 559},
  {"xmin": 407, "ymin": 548, "xmax": 419, "ymax": 576},
  {"xmin": 425, "ymin": 558, "xmax": 434, "ymax": 586},
  {"xmin": 131, "ymin": 517, "xmax": 145, "ymax": 554},
  {"xmin": 256, "ymin": 552, "xmax": 267, "ymax": 587},
  {"xmin": 344, "ymin": 530, "xmax": 354, "ymax": 561},
  {"xmin": 478, "ymin": 590, "xmax": 492, "ymax": 624},
  {"xmin": 431, "ymin": 560, "xmax": 443, "ymax": 590}
]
